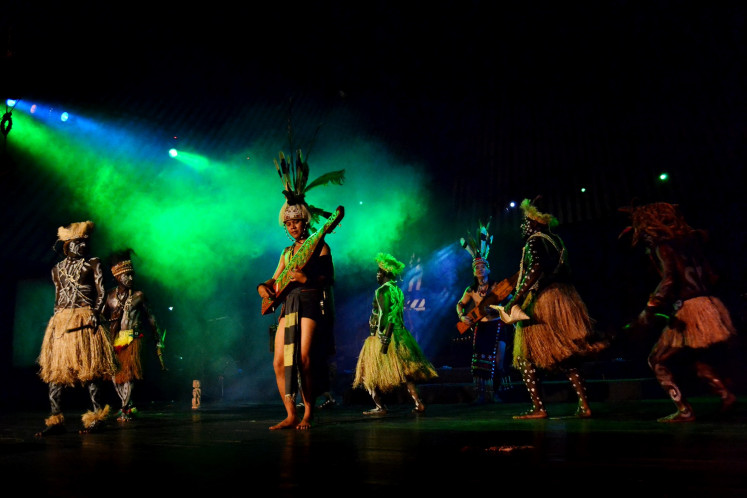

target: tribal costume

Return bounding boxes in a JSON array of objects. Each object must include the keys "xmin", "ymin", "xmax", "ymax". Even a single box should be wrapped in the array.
[
  {"xmin": 257, "ymin": 142, "xmax": 344, "ymax": 430},
  {"xmin": 456, "ymin": 217, "xmax": 513, "ymax": 403},
  {"xmin": 36, "ymin": 221, "xmax": 115, "ymax": 436},
  {"xmin": 501, "ymin": 199, "xmax": 606, "ymax": 419},
  {"xmin": 354, "ymin": 253, "xmax": 437, "ymax": 415},
  {"xmin": 277, "ymin": 243, "xmax": 335, "ymax": 399},
  {"xmin": 621, "ymin": 202, "xmax": 737, "ymax": 422},
  {"xmin": 104, "ymin": 250, "xmax": 165, "ymax": 421}
]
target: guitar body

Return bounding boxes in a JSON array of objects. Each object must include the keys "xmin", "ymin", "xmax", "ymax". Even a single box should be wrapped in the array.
[
  {"xmin": 261, "ymin": 206, "xmax": 344, "ymax": 315},
  {"xmin": 456, "ymin": 272, "xmax": 518, "ymax": 334}
]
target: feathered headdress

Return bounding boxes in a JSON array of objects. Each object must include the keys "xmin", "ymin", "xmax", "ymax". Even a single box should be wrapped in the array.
[
  {"xmin": 375, "ymin": 252, "xmax": 405, "ymax": 278},
  {"xmin": 57, "ymin": 220, "xmax": 94, "ymax": 242},
  {"xmin": 274, "ymin": 149, "xmax": 345, "ymax": 228},
  {"xmin": 460, "ymin": 217, "xmax": 492, "ymax": 268},
  {"xmin": 520, "ymin": 197, "xmax": 558, "ymax": 228}
]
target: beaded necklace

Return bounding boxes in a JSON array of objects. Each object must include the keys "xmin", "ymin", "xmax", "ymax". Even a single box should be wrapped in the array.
[
  {"xmin": 517, "ymin": 232, "xmax": 565, "ymax": 283},
  {"xmin": 116, "ymin": 288, "xmax": 133, "ymax": 316}
]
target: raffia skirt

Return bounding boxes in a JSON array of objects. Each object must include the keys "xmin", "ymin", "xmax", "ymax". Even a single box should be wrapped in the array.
[
  {"xmin": 113, "ymin": 336, "xmax": 144, "ymax": 384},
  {"xmin": 513, "ymin": 282, "xmax": 606, "ymax": 370},
  {"xmin": 353, "ymin": 326, "xmax": 438, "ymax": 393},
  {"xmin": 657, "ymin": 296, "xmax": 736, "ymax": 349},
  {"xmin": 38, "ymin": 307, "xmax": 116, "ymax": 386}
]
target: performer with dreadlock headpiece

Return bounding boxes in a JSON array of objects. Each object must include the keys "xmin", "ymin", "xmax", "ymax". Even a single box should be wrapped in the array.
[
  {"xmin": 495, "ymin": 198, "xmax": 607, "ymax": 419},
  {"xmin": 103, "ymin": 249, "xmax": 166, "ymax": 422},
  {"xmin": 353, "ymin": 252, "xmax": 438, "ymax": 415},
  {"xmin": 36, "ymin": 221, "xmax": 115, "ymax": 436},
  {"xmin": 620, "ymin": 201, "xmax": 738, "ymax": 422},
  {"xmin": 455, "ymin": 217, "xmax": 514, "ymax": 404},
  {"xmin": 257, "ymin": 147, "xmax": 344, "ymax": 430}
]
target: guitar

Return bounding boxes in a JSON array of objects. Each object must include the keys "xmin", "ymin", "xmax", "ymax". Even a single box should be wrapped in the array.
[
  {"xmin": 456, "ymin": 272, "xmax": 518, "ymax": 334},
  {"xmin": 261, "ymin": 206, "xmax": 344, "ymax": 315}
]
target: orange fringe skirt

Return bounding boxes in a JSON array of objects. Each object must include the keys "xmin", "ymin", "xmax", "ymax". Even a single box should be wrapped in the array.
[
  {"xmin": 513, "ymin": 283, "xmax": 606, "ymax": 370},
  {"xmin": 658, "ymin": 296, "xmax": 736, "ymax": 349},
  {"xmin": 113, "ymin": 336, "xmax": 145, "ymax": 384}
]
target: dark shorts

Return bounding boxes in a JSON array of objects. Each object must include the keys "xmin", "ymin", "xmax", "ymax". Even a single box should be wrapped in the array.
[{"xmin": 281, "ymin": 288, "xmax": 323, "ymax": 323}]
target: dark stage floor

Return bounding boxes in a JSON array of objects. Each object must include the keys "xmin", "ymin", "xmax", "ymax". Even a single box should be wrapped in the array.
[{"xmin": 2, "ymin": 395, "xmax": 746, "ymax": 497}]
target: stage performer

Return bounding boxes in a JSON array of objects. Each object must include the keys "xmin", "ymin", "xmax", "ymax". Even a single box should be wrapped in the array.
[
  {"xmin": 497, "ymin": 198, "xmax": 606, "ymax": 419},
  {"xmin": 36, "ymin": 221, "xmax": 116, "ymax": 436},
  {"xmin": 456, "ymin": 218, "xmax": 513, "ymax": 403},
  {"xmin": 354, "ymin": 252, "xmax": 438, "ymax": 415},
  {"xmin": 620, "ymin": 201, "xmax": 738, "ymax": 422},
  {"xmin": 104, "ymin": 249, "xmax": 166, "ymax": 422},
  {"xmin": 257, "ymin": 149, "xmax": 343, "ymax": 430}
]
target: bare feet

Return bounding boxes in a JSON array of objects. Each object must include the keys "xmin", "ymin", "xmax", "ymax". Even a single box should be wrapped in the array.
[
  {"xmin": 657, "ymin": 410, "xmax": 695, "ymax": 423},
  {"xmin": 35, "ymin": 424, "xmax": 65, "ymax": 438},
  {"xmin": 296, "ymin": 417, "xmax": 312, "ymax": 430},
  {"xmin": 363, "ymin": 407, "xmax": 387, "ymax": 415},
  {"xmin": 575, "ymin": 406, "xmax": 592, "ymax": 418},
  {"xmin": 513, "ymin": 409, "xmax": 548, "ymax": 420},
  {"xmin": 269, "ymin": 416, "xmax": 300, "ymax": 430},
  {"xmin": 721, "ymin": 392, "xmax": 737, "ymax": 413}
]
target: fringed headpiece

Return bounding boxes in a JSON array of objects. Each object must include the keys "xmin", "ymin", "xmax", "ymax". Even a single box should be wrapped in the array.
[
  {"xmin": 460, "ymin": 217, "xmax": 493, "ymax": 269},
  {"xmin": 57, "ymin": 220, "xmax": 94, "ymax": 242},
  {"xmin": 520, "ymin": 198, "xmax": 558, "ymax": 228},
  {"xmin": 375, "ymin": 252, "xmax": 405, "ymax": 278},
  {"xmin": 618, "ymin": 201, "xmax": 696, "ymax": 246},
  {"xmin": 110, "ymin": 249, "xmax": 135, "ymax": 277}
]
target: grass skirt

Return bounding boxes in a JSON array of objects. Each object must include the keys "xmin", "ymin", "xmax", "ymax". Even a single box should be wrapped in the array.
[
  {"xmin": 658, "ymin": 296, "xmax": 736, "ymax": 349},
  {"xmin": 353, "ymin": 327, "xmax": 438, "ymax": 393},
  {"xmin": 513, "ymin": 283, "xmax": 606, "ymax": 370},
  {"xmin": 38, "ymin": 308, "xmax": 116, "ymax": 386},
  {"xmin": 113, "ymin": 337, "xmax": 144, "ymax": 384}
]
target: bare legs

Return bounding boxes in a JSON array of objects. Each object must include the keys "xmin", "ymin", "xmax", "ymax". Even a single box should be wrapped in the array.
[
  {"xmin": 649, "ymin": 343, "xmax": 694, "ymax": 423},
  {"xmin": 114, "ymin": 381, "xmax": 135, "ymax": 421},
  {"xmin": 363, "ymin": 380, "xmax": 424, "ymax": 415},
  {"xmin": 513, "ymin": 359, "xmax": 547, "ymax": 419},
  {"xmin": 695, "ymin": 360, "xmax": 737, "ymax": 412},
  {"xmin": 406, "ymin": 381, "xmax": 425, "ymax": 413},
  {"xmin": 296, "ymin": 318, "xmax": 316, "ymax": 430},
  {"xmin": 567, "ymin": 368, "xmax": 591, "ymax": 418},
  {"xmin": 363, "ymin": 387, "xmax": 387, "ymax": 415},
  {"xmin": 270, "ymin": 316, "xmax": 316, "ymax": 430}
]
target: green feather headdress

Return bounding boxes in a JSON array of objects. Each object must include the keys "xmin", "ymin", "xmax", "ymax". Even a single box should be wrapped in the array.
[
  {"xmin": 274, "ymin": 150, "xmax": 345, "ymax": 228},
  {"xmin": 520, "ymin": 198, "xmax": 558, "ymax": 228},
  {"xmin": 273, "ymin": 101, "xmax": 345, "ymax": 228},
  {"xmin": 375, "ymin": 252, "xmax": 405, "ymax": 278}
]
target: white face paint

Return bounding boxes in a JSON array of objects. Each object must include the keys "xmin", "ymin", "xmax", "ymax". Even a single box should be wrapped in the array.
[
  {"xmin": 67, "ymin": 239, "xmax": 88, "ymax": 258},
  {"xmin": 117, "ymin": 272, "xmax": 134, "ymax": 289}
]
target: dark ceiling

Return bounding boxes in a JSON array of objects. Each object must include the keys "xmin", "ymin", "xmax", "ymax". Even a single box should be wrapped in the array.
[
  {"xmin": 6, "ymin": 2, "xmax": 741, "ymax": 139},
  {"xmin": 1, "ymin": 1, "xmax": 745, "ymax": 269}
]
